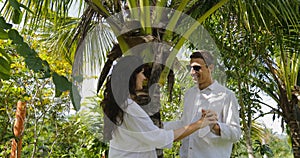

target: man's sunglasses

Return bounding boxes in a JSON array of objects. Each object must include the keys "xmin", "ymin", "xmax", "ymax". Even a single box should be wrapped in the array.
[{"xmin": 186, "ymin": 65, "xmax": 202, "ymax": 71}]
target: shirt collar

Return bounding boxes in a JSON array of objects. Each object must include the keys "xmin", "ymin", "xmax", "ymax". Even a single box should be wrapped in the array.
[
  {"xmin": 208, "ymin": 80, "xmax": 219, "ymax": 90},
  {"xmin": 197, "ymin": 80, "xmax": 218, "ymax": 92}
]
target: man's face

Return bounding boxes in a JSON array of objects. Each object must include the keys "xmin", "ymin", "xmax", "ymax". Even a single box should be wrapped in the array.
[{"xmin": 189, "ymin": 58, "xmax": 212, "ymax": 85}]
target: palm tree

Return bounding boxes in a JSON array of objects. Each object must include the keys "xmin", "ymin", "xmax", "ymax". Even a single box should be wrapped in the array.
[
  {"xmin": 80, "ymin": 1, "xmax": 229, "ymax": 157},
  {"xmin": 2, "ymin": 0, "xmax": 299, "ymax": 157}
]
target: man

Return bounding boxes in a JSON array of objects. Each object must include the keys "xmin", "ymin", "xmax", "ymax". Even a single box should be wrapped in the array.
[{"xmin": 164, "ymin": 50, "xmax": 241, "ymax": 158}]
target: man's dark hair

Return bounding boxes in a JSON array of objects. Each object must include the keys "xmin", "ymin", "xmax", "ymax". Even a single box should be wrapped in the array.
[{"xmin": 190, "ymin": 50, "xmax": 215, "ymax": 66}]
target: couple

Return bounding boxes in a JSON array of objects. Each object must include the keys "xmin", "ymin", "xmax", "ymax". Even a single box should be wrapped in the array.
[{"xmin": 101, "ymin": 50, "xmax": 241, "ymax": 158}]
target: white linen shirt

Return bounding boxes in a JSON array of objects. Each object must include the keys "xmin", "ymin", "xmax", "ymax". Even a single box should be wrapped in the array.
[
  {"xmin": 109, "ymin": 98, "xmax": 174, "ymax": 158},
  {"xmin": 164, "ymin": 81, "xmax": 241, "ymax": 158}
]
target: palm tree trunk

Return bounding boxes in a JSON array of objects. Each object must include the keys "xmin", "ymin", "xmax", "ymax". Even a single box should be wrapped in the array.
[
  {"xmin": 288, "ymin": 118, "xmax": 300, "ymax": 157},
  {"xmin": 238, "ymin": 81, "xmax": 255, "ymax": 158},
  {"xmin": 287, "ymin": 93, "xmax": 300, "ymax": 157},
  {"xmin": 144, "ymin": 43, "xmax": 169, "ymax": 158}
]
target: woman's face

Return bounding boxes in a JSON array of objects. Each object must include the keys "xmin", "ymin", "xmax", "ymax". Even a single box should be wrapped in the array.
[{"xmin": 136, "ymin": 69, "xmax": 146, "ymax": 90}]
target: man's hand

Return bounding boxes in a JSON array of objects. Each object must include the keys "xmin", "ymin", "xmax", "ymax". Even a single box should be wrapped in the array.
[
  {"xmin": 202, "ymin": 109, "xmax": 221, "ymax": 135},
  {"xmin": 199, "ymin": 109, "xmax": 218, "ymax": 129},
  {"xmin": 210, "ymin": 123, "xmax": 221, "ymax": 135}
]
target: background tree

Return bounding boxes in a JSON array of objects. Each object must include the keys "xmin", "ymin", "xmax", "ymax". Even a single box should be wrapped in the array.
[
  {"xmin": 1, "ymin": 0, "xmax": 299, "ymax": 157},
  {"xmin": 204, "ymin": 0, "xmax": 300, "ymax": 157}
]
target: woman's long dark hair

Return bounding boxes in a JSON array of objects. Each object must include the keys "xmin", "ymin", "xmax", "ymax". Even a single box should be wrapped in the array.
[{"xmin": 101, "ymin": 55, "xmax": 144, "ymax": 141}]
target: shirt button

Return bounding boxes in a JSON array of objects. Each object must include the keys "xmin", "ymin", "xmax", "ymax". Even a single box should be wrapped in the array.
[{"xmin": 189, "ymin": 147, "xmax": 192, "ymax": 149}]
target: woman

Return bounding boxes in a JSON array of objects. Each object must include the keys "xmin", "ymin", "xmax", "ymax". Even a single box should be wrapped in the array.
[{"xmin": 101, "ymin": 55, "xmax": 217, "ymax": 157}]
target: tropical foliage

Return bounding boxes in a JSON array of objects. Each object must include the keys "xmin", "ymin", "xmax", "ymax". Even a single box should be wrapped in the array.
[
  {"xmin": 203, "ymin": 1, "xmax": 300, "ymax": 157},
  {"xmin": 0, "ymin": 0, "xmax": 299, "ymax": 157}
]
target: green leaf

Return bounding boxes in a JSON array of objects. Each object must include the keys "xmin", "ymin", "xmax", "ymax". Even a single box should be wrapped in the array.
[
  {"xmin": 52, "ymin": 72, "xmax": 72, "ymax": 92},
  {"xmin": 24, "ymin": 56, "xmax": 43, "ymax": 72},
  {"xmin": 0, "ymin": 55, "xmax": 11, "ymax": 80},
  {"xmin": 262, "ymin": 144, "xmax": 274, "ymax": 157},
  {"xmin": 0, "ymin": 48, "xmax": 12, "ymax": 63},
  {"xmin": 0, "ymin": 28, "xmax": 9, "ymax": 39},
  {"xmin": 0, "ymin": 71, "xmax": 10, "ymax": 80},
  {"xmin": 0, "ymin": 56, "xmax": 11, "ymax": 72},
  {"xmin": 53, "ymin": 72, "xmax": 80, "ymax": 110},
  {"xmin": 8, "ymin": 29, "xmax": 24, "ymax": 44},
  {"xmin": 9, "ymin": 0, "xmax": 21, "ymax": 11},
  {"xmin": 12, "ymin": 9, "xmax": 23, "ymax": 24},
  {"xmin": 39, "ymin": 60, "xmax": 51, "ymax": 79},
  {"xmin": 70, "ymin": 85, "xmax": 81, "ymax": 111},
  {"xmin": 54, "ymin": 87, "xmax": 63, "ymax": 97},
  {"xmin": 0, "ymin": 65, "xmax": 10, "ymax": 75},
  {"xmin": 16, "ymin": 43, "xmax": 36, "ymax": 57},
  {"xmin": 0, "ymin": 16, "xmax": 13, "ymax": 29},
  {"xmin": 19, "ymin": 3, "xmax": 34, "ymax": 14}
]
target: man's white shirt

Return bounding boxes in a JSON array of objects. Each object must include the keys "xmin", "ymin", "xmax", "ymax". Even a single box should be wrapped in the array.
[{"xmin": 164, "ymin": 81, "xmax": 241, "ymax": 158}]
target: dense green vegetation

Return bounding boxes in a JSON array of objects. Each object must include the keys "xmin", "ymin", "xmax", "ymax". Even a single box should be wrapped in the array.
[{"xmin": 1, "ymin": 0, "xmax": 299, "ymax": 157}]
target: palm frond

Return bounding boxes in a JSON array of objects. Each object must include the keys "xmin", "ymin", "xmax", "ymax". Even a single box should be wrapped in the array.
[{"xmin": 1, "ymin": 0, "xmax": 85, "ymax": 32}]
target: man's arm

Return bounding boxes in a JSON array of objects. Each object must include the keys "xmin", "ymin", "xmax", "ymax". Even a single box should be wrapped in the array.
[{"xmin": 216, "ymin": 92, "xmax": 241, "ymax": 142}]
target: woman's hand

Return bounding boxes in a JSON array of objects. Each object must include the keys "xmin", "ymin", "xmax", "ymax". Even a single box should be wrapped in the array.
[{"xmin": 173, "ymin": 109, "xmax": 218, "ymax": 141}]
